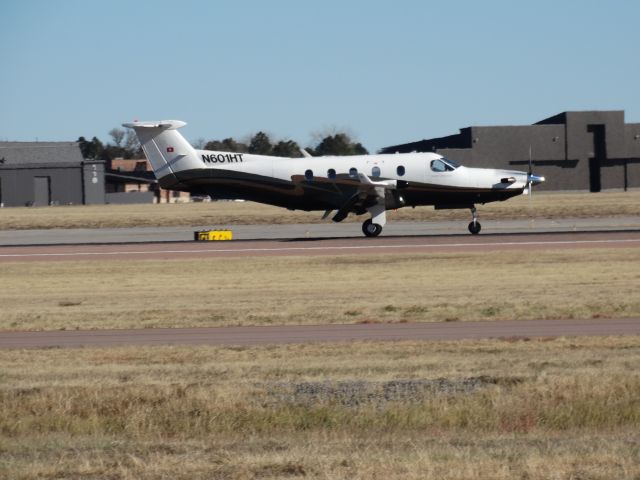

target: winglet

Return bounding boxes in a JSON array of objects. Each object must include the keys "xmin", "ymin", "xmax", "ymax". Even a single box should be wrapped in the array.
[{"xmin": 300, "ymin": 148, "xmax": 312, "ymax": 158}]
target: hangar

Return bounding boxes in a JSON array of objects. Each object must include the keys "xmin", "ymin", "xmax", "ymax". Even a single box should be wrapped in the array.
[
  {"xmin": 0, "ymin": 141, "xmax": 105, "ymax": 207},
  {"xmin": 381, "ymin": 110, "xmax": 640, "ymax": 191}
]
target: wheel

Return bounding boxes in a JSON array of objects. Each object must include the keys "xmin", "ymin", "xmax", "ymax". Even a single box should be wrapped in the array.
[
  {"xmin": 468, "ymin": 221, "xmax": 481, "ymax": 235},
  {"xmin": 362, "ymin": 219, "xmax": 383, "ymax": 237}
]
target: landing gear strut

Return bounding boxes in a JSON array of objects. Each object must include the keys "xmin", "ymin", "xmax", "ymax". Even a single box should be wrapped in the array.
[
  {"xmin": 468, "ymin": 206, "xmax": 481, "ymax": 235},
  {"xmin": 362, "ymin": 218, "xmax": 383, "ymax": 237}
]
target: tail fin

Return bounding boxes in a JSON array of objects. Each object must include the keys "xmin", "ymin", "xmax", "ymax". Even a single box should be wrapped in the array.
[{"xmin": 122, "ymin": 120, "xmax": 200, "ymax": 185}]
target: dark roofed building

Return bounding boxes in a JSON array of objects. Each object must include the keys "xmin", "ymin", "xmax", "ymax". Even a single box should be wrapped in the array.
[
  {"xmin": 0, "ymin": 141, "xmax": 105, "ymax": 207},
  {"xmin": 381, "ymin": 110, "xmax": 640, "ymax": 191}
]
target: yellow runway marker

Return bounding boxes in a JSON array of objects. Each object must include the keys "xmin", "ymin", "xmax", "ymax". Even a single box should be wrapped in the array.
[{"xmin": 194, "ymin": 230, "xmax": 233, "ymax": 241}]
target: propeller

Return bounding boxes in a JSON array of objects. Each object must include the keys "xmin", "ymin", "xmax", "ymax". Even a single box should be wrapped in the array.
[
  {"xmin": 527, "ymin": 145, "xmax": 532, "ymax": 199},
  {"xmin": 525, "ymin": 145, "xmax": 545, "ymax": 195},
  {"xmin": 525, "ymin": 145, "xmax": 545, "ymax": 224}
]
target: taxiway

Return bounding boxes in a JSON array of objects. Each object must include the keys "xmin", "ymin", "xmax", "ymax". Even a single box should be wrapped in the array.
[{"xmin": 1, "ymin": 318, "xmax": 639, "ymax": 349}]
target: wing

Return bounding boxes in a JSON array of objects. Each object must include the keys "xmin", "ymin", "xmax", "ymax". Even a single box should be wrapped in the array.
[{"xmin": 332, "ymin": 173, "xmax": 403, "ymax": 223}]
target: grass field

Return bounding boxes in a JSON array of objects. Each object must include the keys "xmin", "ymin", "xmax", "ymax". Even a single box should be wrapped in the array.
[
  {"xmin": 1, "ymin": 337, "xmax": 639, "ymax": 479},
  {"xmin": 2, "ymin": 191, "xmax": 639, "ymax": 478},
  {"xmin": 1, "ymin": 190, "xmax": 639, "ymax": 230},
  {"xmin": 1, "ymin": 248, "xmax": 639, "ymax": 331}
]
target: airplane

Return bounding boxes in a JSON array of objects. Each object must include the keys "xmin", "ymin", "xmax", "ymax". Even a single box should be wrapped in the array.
[{"xmin": 123, "ymin": 120, "xmax": 545, "ymax": 237}]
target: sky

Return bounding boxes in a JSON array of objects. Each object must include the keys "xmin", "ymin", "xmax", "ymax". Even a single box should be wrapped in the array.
[{"xmin": 1, "ymin": 0, "xmax": 639, "ymax": 152}]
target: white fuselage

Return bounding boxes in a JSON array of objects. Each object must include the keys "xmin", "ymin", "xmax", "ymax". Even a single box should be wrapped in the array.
[
  {"xmin": 192, "ymin": 150, "xmax": 529, "ymax": 192},
  {"xmin": 124, "ymin": 120, "xmax": 544, "ymax": 236}
]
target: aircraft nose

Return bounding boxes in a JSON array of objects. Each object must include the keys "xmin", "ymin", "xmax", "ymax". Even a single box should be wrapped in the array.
[{"xmin": 528, "ymin": 174, "xmax": 545, "ymax": 186}]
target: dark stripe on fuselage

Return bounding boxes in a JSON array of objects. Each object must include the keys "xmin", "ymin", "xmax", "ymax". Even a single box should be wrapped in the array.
[{"xmin": 161, "ymin": 168, "xmax": 523, "ymax": 211}]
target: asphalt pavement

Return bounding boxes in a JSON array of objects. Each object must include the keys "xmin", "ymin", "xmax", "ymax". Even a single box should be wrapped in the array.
[{"xmin": 1, "ymin": 216, "xmax": 639, "ymax": 246}]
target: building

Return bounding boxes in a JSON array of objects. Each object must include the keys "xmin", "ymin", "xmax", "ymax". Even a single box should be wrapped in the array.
[
  {"xmin": 0, "ymin": 141, "xmax": 105, "ymax": 207},
  {"xmin": 0, "ymin": 140, "xmax": 191, "ymax": 207},
  {"xmin": 105, "ymin": 158, "xmax": 157, "ymax": 204},
  {"xmin": 105, "ymin": 158, "xmax": 191, "ymax": 203},
  {"xmin": 381, "ymin": 110, "xmax": 640, "ymax": 191}
]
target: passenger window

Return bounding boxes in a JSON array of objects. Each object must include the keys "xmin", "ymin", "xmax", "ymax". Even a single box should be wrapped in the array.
[
  {"xmin": 349, "ymin": 167, "xmax": 358, "ymax": 178},
  {"xmin": 327, "ymin": 168, "xmax": 336, "ymax": 180},
  {"xmin": 304, "ymin": 169, "xmax": 313, "ymax": 181},
  {"xmin": 397, "ymin": 165, "xmax": 405, "ymax": 176},
  {"xmin": 371, "ymin": 166, "xmax": 381, "ymax": 178}
]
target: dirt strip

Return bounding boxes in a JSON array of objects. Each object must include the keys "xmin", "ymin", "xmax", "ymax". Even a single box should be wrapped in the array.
[{"xmin": 1, "ymin": 318, "xmax": 638, "ymax": 349}]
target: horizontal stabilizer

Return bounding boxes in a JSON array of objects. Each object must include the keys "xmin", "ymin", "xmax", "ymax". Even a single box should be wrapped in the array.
[{"xmin": 122, "ymin": 120, "xmax": 187, "ymax": 130}]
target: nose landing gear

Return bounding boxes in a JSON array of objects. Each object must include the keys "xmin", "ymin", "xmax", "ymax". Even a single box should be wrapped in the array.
[{"xmin": 468, "ymin": 206, "xmax": 481, "ymax": 234}]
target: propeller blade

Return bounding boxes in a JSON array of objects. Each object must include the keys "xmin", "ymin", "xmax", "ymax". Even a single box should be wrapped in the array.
[{"xmin": 528, "ymin": 145, "xmax": 533, "ymax": 215}]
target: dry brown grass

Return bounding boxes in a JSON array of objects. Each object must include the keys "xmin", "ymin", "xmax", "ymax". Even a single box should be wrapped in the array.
[
  {"xmin": 1, "ymin": 190, "xmax": 639, "ymax": 230},
  {"xmin": 1, "ymin": 337, "xmax": 639, "ymax": 479},
  {"xmin": 1, "ymin": 248, "xmax": 639, "ymax": 331}
]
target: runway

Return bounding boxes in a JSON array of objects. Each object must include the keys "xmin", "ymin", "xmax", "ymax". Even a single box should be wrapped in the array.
[
  {"xmin": 2, "ymin": 216, "xmax": 639, "ymax": 245},
  {"xmin": 1, "ymin": 318, "xmax": 638, "ymax": 349},
  {"xmin": 0, "ymin": 230, "xmax": 639, "ymax": 262}
]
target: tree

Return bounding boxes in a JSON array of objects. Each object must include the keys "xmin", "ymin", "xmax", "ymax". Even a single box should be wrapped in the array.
[
  {"xmin": 224, "ymin": 138, "xmax": 248, "ymax": 152},
  {"xmin": 351, "ymin": 142, "xmax": 368, "ymax": 155},
  {"xmin": 190, "ymin": 130, "xmax": 368, "ymax": 158},
  {"xmin": 79, "ymin": 128, "xmax": 143, "ymax": 163},
  {"xmin": 272, "ymin": 139, "xmax": 302, "ymax": 158},
  {"xmin": 312, "ymin": 133, "xmax": 368, "ymax": 156},
  {"xmin": 204, "ymin": 140, "xmax": 224, "ymax": 151},
  {"xmin": 77, "ymin": 136, "xmax": 106, "ymax": 159},
  {"xmin": 77, "ymin": 136, "xmax": 92, "ymax": 159},
  {"xmin": 124, "ymin": 130, "xmax": 142, "ymax": 158},
  {"xmin": 248, "ymin": 131, "xmax": 272, "ymax": 155},
  {"xmin": 108, "ymin": 128, "xmax": 126, "ymax": 148},
  {"xmin": 204, "ymin": 137, "xmax": 247, "ymax": 152},
  {"xmin": 92, "ymin": 137, "xmax": 106, "ymax": 159}
]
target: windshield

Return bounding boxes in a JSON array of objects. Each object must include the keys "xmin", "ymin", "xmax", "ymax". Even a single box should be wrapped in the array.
[
  {"xmin": 441, "ymin": 157, "xmax": 460, "ymax": 168},
  {"xmin": 430, "ymin": 158, "xmax": 458, "ymax": 172},
  {"xmin": 430, "ymin": 157, "xmax": 461, "ymax": 172}
]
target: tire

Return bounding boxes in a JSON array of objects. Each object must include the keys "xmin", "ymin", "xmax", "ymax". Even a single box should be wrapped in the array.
[
  {"xmin": 468, "ymin": 221, "xmax": 481, "ymax": 235},
  {"xmin": 362, "ymin": 219, "xmax": 383, "ymax": 237}
]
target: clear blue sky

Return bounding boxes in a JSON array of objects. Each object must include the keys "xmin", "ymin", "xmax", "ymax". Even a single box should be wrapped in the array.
[{"xmin": 1, "ymin": 0, "xmax": 638, "ymax": 152}]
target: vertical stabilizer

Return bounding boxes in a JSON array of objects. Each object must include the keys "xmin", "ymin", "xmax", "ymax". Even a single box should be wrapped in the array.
[{"xmin": 122, "ymin": 120, "xmax": 200, "ymax": 184}]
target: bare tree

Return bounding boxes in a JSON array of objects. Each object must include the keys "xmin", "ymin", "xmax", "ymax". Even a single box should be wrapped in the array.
[
  {"xmin": 109, "ymin": 128, "xmax": 126, "ymax": 147},
  {"xmin": 124, "ymin": 130, "xmax": 141, "ymax": 157},
  {"xmin": 192, "ymin": 137, "xmax": 206, "ymax": 149}
]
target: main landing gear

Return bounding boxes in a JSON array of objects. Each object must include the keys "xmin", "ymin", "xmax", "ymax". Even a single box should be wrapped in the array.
[
  {"xmin": 360, "ymin": 206, "xmax": 481, "ymax": 237},
  {"xmin": 362, "ymin": 218, "xmax": 383, "ymax": 237},
  {"xmin": 361, "ymin": 202, "xmax": 386, "ymax": 237},
  {"xmin": 468, "ymin": 206, "xmax": 481, "ymax": 235}
]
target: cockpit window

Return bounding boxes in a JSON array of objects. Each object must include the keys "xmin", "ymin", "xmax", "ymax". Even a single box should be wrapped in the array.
[
  {"xmin": 430, "ymin": 158, "xmax": 458, "ymax": 172},
  {"xmin": 442, "ymin": 157, "xmax": 460, "ymax": 168}
]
